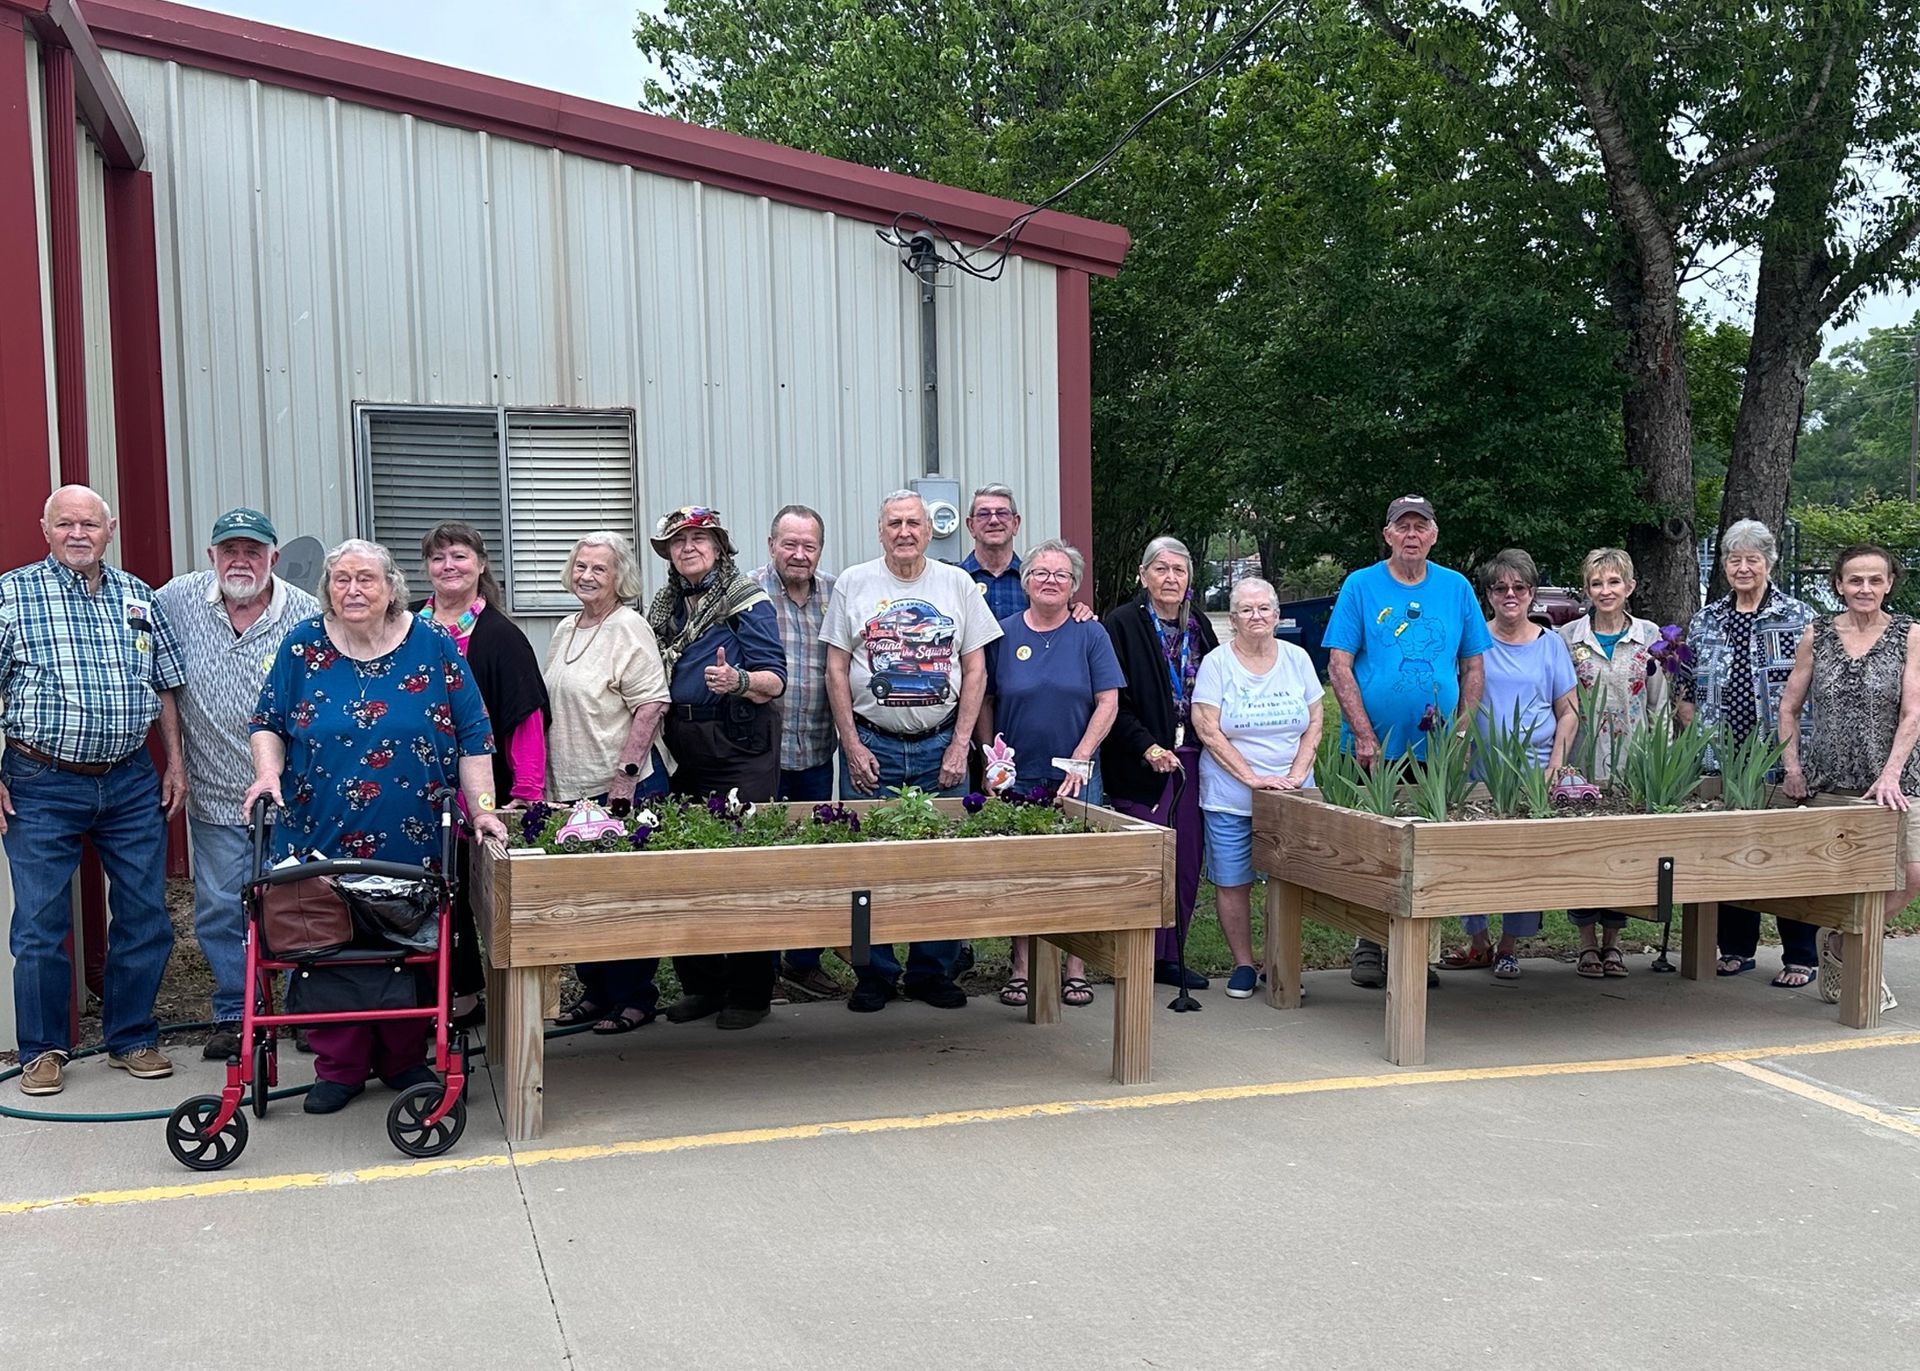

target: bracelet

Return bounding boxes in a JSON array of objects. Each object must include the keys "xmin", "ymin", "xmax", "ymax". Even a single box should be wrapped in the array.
[
  {"xmin": 620, "ymin": 762, "xmax": 641, "ymax": 777},
  {"xmin": 731, "ymin": 670, "xmax": 750, "ymax": 697}
]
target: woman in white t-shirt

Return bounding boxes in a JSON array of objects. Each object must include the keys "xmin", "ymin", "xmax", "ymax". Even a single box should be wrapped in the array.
[{"xmin": 1190, "ymin": 578, "xmax": 1323, "ymax": 998}]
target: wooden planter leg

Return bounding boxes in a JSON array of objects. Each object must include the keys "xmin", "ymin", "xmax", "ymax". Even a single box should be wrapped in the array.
[
  {"xmin": 1110, "ymin": 927, "xmax": 1153, "ymax": 1084},
  {"xmin": 1840, "ymin": 891, "xmax": 1887, "ymax": 1030},
  {"xmin": 484, "ymin": 963, "xmax": 546, "ymax": 1142},
  {"xmin": 1028, "ymin": 937, "xmax": 1062, "ymax": 1026},
  {"xmin": 1384, "ymin": 915, "xmax": 1428, "ymax": 1067},
  {"xmin": 1264, "ymin": 879, "xmax": 1303, "ymax": 1009},
  {"xmin": 1680, "ymin": 902, "xmax": 1717, "ymax": 981}
]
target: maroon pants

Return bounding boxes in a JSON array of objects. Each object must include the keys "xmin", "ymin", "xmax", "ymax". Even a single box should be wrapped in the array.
[
  {"xmin": 306, "ymin": 1020, "xmax": 427, "ymax": 1086},
  {"xmin": 1110, "ymin": 743, "xmax": 1205, "ymax": 964}
]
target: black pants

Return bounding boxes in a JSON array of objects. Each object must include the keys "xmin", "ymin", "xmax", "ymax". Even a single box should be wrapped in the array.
[
  {"xmin": 666, "ymin": 708, "xmax": 780, "ymax": 1009},
  {"xmin": 1718, "ymin": 904, "xmax": 1819, "ymax": 967},
  {"xmin": 450, "ymin": 838, "xmax": 485, "ymax": 997}
]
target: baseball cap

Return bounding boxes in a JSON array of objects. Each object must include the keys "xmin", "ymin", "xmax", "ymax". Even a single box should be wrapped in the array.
[
  {"xmin": 209, "ymin": 508, "xmax": 279, "ymax": 546},
  {"xmin": 1385, "ymin": 495, "xmax": 1436, "ymax": 525}
]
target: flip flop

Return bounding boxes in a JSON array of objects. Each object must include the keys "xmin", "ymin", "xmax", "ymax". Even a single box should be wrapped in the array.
[
  {"xmin": 1770, "ymin": 964, "xmax": 1817, "ymax": 990},
  {"xmin": 1061, "ymin": 977, "xmax": 1095, "ymax": 1007},
  {"xmin": 1438, "ymin": 943, "xmax": 1495, "ymax": 970},
  {"xmin": 1715, "ymin": 956, "xmax": 1756, "ymax": 977},
  {"xmin": 998, "ymin": 977, "xmax": 1030, "ymax": 1008}
]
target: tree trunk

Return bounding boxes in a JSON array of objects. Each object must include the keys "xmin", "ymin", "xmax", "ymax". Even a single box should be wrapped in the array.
[{"xmin": 1612, "ymin": 252, "xmax": 1701, "ymax": 628}]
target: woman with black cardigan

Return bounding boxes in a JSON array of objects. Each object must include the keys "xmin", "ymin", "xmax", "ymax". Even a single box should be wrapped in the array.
[
  {"xmin": 419, "ymin": 522, "xmax": 551, "ymax": 1028},
  {"xmin": 1102, "ymin": 536, "xmax": 1220, "ymax": 988}
]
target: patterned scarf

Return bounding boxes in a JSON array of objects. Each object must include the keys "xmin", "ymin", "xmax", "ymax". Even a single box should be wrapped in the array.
[
  {"xmin": 644, "ymin": 555, "xmax": 770, "ymax": 675},
  {"xmin": 1151, "ymin": 595, "xmax": 1204, "ymax": 723}
]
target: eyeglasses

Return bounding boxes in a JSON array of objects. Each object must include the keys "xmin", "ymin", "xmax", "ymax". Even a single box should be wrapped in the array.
[
  {"xmin": 971, "ymin": 508, "xmax": 1017, "ymax": 523},
  {"xmin": 1231, "ymin": 605, "xmax": 1277, "ymax": 618},
  {"xmin": 1027, "ymin": 569, "xmax": 1074, "ymax": 583}
]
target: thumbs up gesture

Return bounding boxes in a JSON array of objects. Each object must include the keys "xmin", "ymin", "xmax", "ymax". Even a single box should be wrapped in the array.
[{"xmin": 705, "ymin": 644, "xmax": 744, "ymax": 696}]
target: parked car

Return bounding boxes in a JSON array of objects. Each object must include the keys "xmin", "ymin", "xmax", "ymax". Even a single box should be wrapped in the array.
[{"xmin": 1527, "ymin": 585, "xmax": 1583, "ymax": 628}]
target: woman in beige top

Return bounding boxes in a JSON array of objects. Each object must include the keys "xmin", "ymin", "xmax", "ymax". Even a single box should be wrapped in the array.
[{"xmin": 542, "ymin": 531, "xmax": 670, "ymax": 1033}]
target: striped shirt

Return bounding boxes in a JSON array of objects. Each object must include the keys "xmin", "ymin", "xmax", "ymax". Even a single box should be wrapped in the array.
[
  {"xmin": 751, "ymin": 562, "xmax": 836, "ymax": 770},
  {"xmin": 0, "ymin": 556, "xmax": 186, "ymax": 763},
  {"xmin": 155, "ymin": 570, "xmax": 321, "ymax": 824}
]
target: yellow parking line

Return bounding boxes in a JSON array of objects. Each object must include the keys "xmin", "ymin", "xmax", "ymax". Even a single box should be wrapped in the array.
[
  {"xmin": 1718, "ymin": 1059, "xmax": 1920, "ymax": 1142},
  {"xmin": 6, "ymin": 1030, "xmax": 1918, "ymax": 1219}
]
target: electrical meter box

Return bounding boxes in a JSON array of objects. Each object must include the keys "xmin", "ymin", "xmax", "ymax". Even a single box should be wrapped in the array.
[{"xmin": 913, "ymin": 476, "xmax": 964, "ymax": 562}]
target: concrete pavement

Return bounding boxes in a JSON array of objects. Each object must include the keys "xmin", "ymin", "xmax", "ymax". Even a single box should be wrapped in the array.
[{"xmin": 3, "ymin": 940, "xmax": 1917, "ymax": 1369}]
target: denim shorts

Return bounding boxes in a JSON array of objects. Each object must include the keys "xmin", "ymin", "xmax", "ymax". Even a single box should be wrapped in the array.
[{"xmin": 1202, "ymin": 807, "xmax": 1258, "ymax": 887}]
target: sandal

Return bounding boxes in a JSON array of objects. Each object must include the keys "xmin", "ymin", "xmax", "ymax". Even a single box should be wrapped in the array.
[
  {"xmin": 998, "ymin": 978, "xmax": 1030, "ymax": 1008},
  {"xmin": 1061, "ymin": 977, "xmax": 1094, "ymax": 1007},
  {"xmin": 1601, "ymin": 947, "xmax": 1629, "ymax": 978},
  {"xmin": 1438, "ymin": 943, "xmax": 1495, "ymax": 970},
  {"xmin": 553, "ymin": 999, "xmax": 606, "ymax": 1027},
  {"xmin": 1819, "ymin": 934, "xmax": 1900, "ymax": 1009},
  {"xmin": 591, "ymin": 1006, "xmax": 657, "ymax": 1034},
  {"xmin": 1576, "ymin": 948, "xmax": 1605, "ymax": 979},
  {"xmin": 1716, "ymin": 955, "xmax": 1756, "ymax": 977},
  {"xmin": 1770, "ymin": 964, "xmax": 1817, "ymax": 990}
]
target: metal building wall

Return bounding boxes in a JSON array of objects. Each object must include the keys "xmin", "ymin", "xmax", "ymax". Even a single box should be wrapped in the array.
[
  {"xmin": 104, "ymin": 52, "xmax": 1063, "ymax": 651},
  {"xmin": 77, "ymin": 133, "xmax": 120, "ymax": 551}
]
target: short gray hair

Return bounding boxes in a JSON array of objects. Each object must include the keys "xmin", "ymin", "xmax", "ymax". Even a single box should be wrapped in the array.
[
  {"xmin": 1721, "ymin": 518, "xmax": 1778, "ymax": 569},
  {"xmin": 1139, "ymin": 536, "xmax": 1193, "ymax": 575},
  {"xmin": 769, "ymin": 504, "xmax": 825, "ymax": 543},
  {"xmin": 1229, "ymin": 576, "xmax": 1279, "ymax": 612},
  {"xmin": 43, "ymin": 484, "xmax": 112, "ymax": 522},
  {"xmin": 321, "ymin": 538, "xmax": 408, "ymax": 620},
  {"xmin": 970, "ymin": 483, "xmax": 1019, "ymax": 517},
  {"xmin": 879, "ymin": 489, "xmax": 926, "ymax": 516},
  {"xmin": 1020, "ymin": 538, "xmax": 1084, "ymax": 592},
  {"xmin": 1479, "ymin": 548, "xmax": 1540, "ymax": 594},
  {"xmin": 566, "ymin": 531, "xmax": 646, "ymax": 603}
]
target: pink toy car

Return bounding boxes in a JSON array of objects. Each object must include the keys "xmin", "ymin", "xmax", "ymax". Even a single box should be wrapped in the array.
[{"xmin": 555, "ymin": 798, "xmax": 626, "ymax": 848}]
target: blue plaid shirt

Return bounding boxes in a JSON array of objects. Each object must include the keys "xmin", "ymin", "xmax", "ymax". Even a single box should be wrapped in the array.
[
  {"xmin": 960, "ymin": 550, "xmax": 1027, "ymax": 622},
  {"xmin": 0, "ymin": 557, "xmax": 186, "ymax": 763},
  {"xmin": 750, "ymin": 562, "xmax": 836, "ymax": 770}
]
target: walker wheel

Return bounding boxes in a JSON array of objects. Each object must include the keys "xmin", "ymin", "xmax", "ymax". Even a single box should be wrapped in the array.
[
  {"xmin": 166, "ymin": 1095, "xmax": 249, "ymax": 1171},
  {"xmin": 387, "ymin": 1082, "xmax": 466, "ymax": 1158},
  {"xmin": 252, "ymin": 1038, "xmax": 274, "ymax": 1119}
]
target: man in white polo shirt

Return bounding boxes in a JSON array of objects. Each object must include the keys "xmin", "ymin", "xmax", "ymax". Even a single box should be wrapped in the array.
[{"xmin": 154, "ymin": 508, "xmax": 319, "ymax": 1060}]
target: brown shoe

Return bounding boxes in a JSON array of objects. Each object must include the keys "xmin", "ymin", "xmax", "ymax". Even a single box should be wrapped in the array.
[
  {"xmin": 19, "ymin": 1051, "xmax": 65, "ymax": 1096},
  {"xmin": 778, "ymin": 962, "xmax": 844, "ymax": 1000},
  {"xmin": 106, "ymin": 1046, "xmax": 174, "ymax": 1079}
]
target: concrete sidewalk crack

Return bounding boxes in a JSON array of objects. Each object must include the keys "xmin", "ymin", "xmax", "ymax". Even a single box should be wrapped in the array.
[{"xmin": 486, "ymin": 1056, "xmax": 576, "ymax": 1367}]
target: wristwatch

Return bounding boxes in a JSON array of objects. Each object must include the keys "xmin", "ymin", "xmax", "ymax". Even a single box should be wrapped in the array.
[{"xmin": 620, "ymin": 762, "xmax": 642, "ymax": 777}]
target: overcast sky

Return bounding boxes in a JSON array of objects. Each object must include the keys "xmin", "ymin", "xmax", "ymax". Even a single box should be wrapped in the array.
[{"xmin": 194, "ymin": 1, "xmax": 1912, "ymax": 352}]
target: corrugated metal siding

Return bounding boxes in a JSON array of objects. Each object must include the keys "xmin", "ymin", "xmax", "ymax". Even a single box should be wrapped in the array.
[
  {"xmin": 104, "ymin": 52, "xmax": 1063, "ymax": 647},
  {"xmin": 79, "ymin": 134, "xmax": 120, "ymax": 553},
  {"xmin": 25, "ymin": 32, "xmax": 60, "ymax": 487}
]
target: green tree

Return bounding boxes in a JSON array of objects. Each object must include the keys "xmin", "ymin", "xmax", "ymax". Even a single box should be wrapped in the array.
[{"xmin": 1794, "ymin": 318, "xmax": 1920, "ymax": 505}]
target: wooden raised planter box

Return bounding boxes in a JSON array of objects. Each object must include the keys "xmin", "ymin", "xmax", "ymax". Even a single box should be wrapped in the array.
[
  {"xmin": 1251, "ymin": 787, "xmax": 1904, "ymax": 1067},
  {"xmin": 473, "ymin": 800, "xmax": 1174, "ymax": 1140}
]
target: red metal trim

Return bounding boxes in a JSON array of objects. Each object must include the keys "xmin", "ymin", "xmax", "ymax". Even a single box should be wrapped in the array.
[
  {"xmin": 1056, "ymin": 268, "xmax": 1094, "ymax": 602},
  {"xmin": 43, "ymin": 41, "xmax": 87, "ymax": 487},
  {"xmin": 0, "ymin": 13, "xmax": 54, "ymax": 569},
  {"xmin": 40, "ymin": 1, "xmax": 144, "ymax": 168},
  {"xmin": 81, "ymin": 0, "xmax": 1130, "ymax": 276}
]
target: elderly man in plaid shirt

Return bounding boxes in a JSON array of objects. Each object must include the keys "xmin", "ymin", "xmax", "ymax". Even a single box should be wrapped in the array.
[
  {"xmin": 1, "ymin": 485, "xmax": 188, "ymax": 1097},
  {"xmin": 752, "ymin": 503, "xmax": 842, "ymax": 997}
]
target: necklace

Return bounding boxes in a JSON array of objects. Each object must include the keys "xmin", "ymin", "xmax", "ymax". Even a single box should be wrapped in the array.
[{"xmin": 563, "ymin": 609, "xmax": 610, "ymax": 665}]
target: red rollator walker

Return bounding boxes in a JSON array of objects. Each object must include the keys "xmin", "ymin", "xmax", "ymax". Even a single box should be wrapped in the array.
[{"xmin": 165, "ymin": 794, "xmax": 470, "ymax": 1170}]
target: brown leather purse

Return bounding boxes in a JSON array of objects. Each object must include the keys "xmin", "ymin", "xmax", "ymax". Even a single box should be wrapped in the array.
[{"xmin": 258, "ymin": 876, "xmax": 353, "ymax": 958}]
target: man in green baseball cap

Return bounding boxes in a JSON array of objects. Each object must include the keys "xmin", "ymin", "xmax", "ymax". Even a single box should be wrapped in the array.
[{"xmin": 208, "ymin": 507, "xmax": 278, "ymax": 547}]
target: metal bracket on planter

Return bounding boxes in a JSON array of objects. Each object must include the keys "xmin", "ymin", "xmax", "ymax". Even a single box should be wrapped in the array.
[
  {"xmin": 849, "ymin": 890, "xmax": 871, "ymax": 967},
  {"xmin": 1651, "ymin": 856, "xmax": 1677, "ymax": 973}
]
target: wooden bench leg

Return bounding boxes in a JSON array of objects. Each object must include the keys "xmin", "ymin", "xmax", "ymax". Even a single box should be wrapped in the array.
[
  {"xmin": 1110, "ymin": 927, "xmax": 1153, "ymax": 1084},
  {"xmin": 485, "ymin": 963, "xmax": 545, "ymax": 1142},
  {"xmin": 1028, "ymin": 937, "xmax": 1062, "ymax": 1026},
  {"xmin": 1841, "ymin": 891, "xmax": 1887, "ymax": 1030},
  {"xmin": 1264, "ymin": 879, "xmax": 1303, "ymax": 1009},
  {"xmin": 1681, "ymin": 901, "xmax": 1716, "ymax": 981},
  {"xmin": 1384, "ymin": 915, "xmax": 1427, "ymax": 1067}
]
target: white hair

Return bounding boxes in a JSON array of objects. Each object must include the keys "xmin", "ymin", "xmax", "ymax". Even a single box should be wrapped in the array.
[
  {"xmin": 1230, "ymin": 576, "xmax": 1279, "ymax": 612},
  {"xmin": 1721, "ymin": 518, "xmax": 1778, "ymax": 569},
  {"xmin": 43, "ymin": 484, "xmax": 113, "ymax": 521},
  {"xmin": 320, "ymin": 538, "xmax": 409, "ymax": 620}
]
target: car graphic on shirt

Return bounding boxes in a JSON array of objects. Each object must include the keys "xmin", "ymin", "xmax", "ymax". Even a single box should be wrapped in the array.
[
  {"xmin": 872, "ymin": 602, "xmax": 956, "ymax": 645},
  {"xmin": 862, "ymin": 598, "xmax": 957, "ymax": 706}
]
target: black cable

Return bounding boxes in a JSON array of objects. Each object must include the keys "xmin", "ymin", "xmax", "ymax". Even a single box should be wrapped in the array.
[{"xmin": 880, "ymin": 0, "xmax": 1293, "ymax": 281}]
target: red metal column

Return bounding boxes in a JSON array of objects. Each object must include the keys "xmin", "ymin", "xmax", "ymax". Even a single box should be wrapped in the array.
[
  {"xmin": 0, "ymin": 12, "xmax": 54, "ymax": 566},
  {"xmin": 42, "ymin": 40, "xmax": 86, "ymax": 485},
  {"xmin": 1056, "ymin": 268, "xmax": 1094, "ymax": 607}
]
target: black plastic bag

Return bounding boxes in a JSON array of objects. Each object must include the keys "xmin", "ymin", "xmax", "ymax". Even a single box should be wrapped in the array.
[{"xmin": 335, "ymin": 875, "xmax": 440, "ymax": 951}]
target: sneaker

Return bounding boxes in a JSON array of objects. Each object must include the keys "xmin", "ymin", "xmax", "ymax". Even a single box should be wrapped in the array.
[
  {"xmin": 202, "ymin": 1022, "xmax": 243, "ymax": 1061},
  {"xmin": 107, "ymin": 1046, "xmax": 173, "ymax": 1079},
  {"xmin": 1350, "ymin": 941, "xmax": 1386, "ymax": 988},
  {"xmin": 847, "ymin": 978, "xmax": 898, "ymax": 1013},
  {"xmin": 1154, "ymin": 960, "xmax": 1211, "ymax": 990},
  {"xmin": 1493, "ymin": 953, "xmax": 1521, "ymax": 980},
  {"xmin": 302, "ymin": 1079, "xmax": 365, "ymax": 1114},
  {"xmin": 779, "ymin": 961, "xmax": 843, "ymax": 1000},
  {"xmin": 664, "ymin": 992, "xmax": 725, "ymax": 1024},
  {"xmin": 1225, "ymin": 965, "xmax": 1259, "ymax": 998},
  {"xmin": 951, "ymin": 943, "xmax": 976, "ymax": 978},
  {"xmin": 716, "ymin": 1004, "xmax": 770, "ymax": 1030},
  {"xmin": 903, "ymin": 977, "xmax": 968, "ymax": 1009},
  {"xmin": 19, "ymin": 1051, "xmax": 65, "ymax": 1096}
]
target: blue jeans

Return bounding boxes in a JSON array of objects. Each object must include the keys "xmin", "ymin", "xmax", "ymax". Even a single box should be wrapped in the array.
[
  {"xmin": 3, "ymin": 748, "xmax": 174, "ymax": 1061},
  {"xmin": 1461, "ymin": 913, "xmax": 1543, "ymax": 940},
  {"xmin": 188, "ymin": 817, "xmax": 257, "ymax": 1023},
  {"xmin": 778, "ymin": 761, "xmax": 836, "ymax": 970},
  {"xmin": 841, "ymin": 723, "xmax": 962, "ymax": 985}
]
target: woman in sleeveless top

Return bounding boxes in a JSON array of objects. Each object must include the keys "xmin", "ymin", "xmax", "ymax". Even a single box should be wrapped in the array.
[{"xmin": 1779, "ymin": 543, "xmax": 1916, "ymax": 1009}]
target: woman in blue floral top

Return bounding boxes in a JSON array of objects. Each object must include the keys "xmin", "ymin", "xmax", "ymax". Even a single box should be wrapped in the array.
[
  {"xmin": 1674, "ymin": 519, "xmax": 1819, "ymax": 986},
  {"xmin": 244, "ymin": 539, "xmax": 506, "ymax": 1114}
]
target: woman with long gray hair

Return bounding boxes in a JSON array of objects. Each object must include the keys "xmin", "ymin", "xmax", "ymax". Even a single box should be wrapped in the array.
[{"xmin": 1101, "ymin": 536, "xmax": 1220, "ymax": 989}]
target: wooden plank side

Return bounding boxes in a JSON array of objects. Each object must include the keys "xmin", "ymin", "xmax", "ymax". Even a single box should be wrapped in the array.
[
  {"xmin": 1301, "ymin": 888, "xmax": 1392, "ymax": 945},
  {"xmin": 1255, "ymin": 791, "xmax": 1414, "ymax": 916},
  {"xmin": 474, "ymin": 840, "xmax": 511, "ymax": 969},
  {"xmin": 1042, "ymin": 929, "xmax": 1118, "ymax": 973},
  {"xmin": 1263, "ymin": 878, "xmax": 1303, "ymax": 1010},
  {"xmin": 1840, "ymin": 892, "xmax": 1888, "ymax": 1030},
  {"xmin": 1110, "ymin": 927, "xmax": 1153, "ymax": 1084},
  {"xmin": 1406, "ymin": 804, "xmax": 1901, "ymax": 917}
]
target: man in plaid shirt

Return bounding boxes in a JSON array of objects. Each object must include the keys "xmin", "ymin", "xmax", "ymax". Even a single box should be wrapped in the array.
[
  {"xmin": 1, "ymin": 485, "xmax": 188, "ymax": 1097},
  {"xmin": 752, "ymin": 504, "xmax": 841, "ymax": 997}
]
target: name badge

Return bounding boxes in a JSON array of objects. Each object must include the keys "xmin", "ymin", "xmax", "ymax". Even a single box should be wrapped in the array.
[
  {"xmin": 124, "ymin": 597, "xmax": 153, "ymax": 632},
  {"xmin": 1173, "ymin": 724, "xmax": 1185, "ymax": 748}
]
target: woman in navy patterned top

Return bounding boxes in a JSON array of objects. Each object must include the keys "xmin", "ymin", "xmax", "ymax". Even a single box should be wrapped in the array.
[{"xmin": 244, "ymin": 539, "xmax": 504, "ymax": 1114}]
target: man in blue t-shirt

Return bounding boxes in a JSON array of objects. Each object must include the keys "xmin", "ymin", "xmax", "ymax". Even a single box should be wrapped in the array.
[{"xmin": 1322, "ymin": 494, "xmax": 1490, "ymax": 988}]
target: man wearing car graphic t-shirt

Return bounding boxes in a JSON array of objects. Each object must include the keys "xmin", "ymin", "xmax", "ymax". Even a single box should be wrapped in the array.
[{"xmin": 821, "ymin": 490, "xmax": 1001, "ymax": 1013}]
